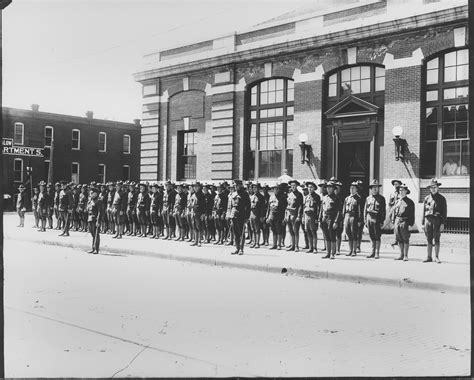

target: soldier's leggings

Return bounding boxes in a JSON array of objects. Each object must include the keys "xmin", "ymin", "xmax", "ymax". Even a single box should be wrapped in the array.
[
  {"xmin": 38, "ymin": 207, "xmax": 48, "ymax": 221},
  {"xmin": 33, "ymin": 209, "xmax": 39, "ymax": 226},
  {"xmin": 231, "ymin": 217, "xmax": 245, "ymax": 251},
  {"xmin": 424, "ymin": 215, "xmax": 441, "ymax": 245},
  {"xmin": 249, "ymin": 212, "xmax": 261, "ymax": 234},
  {"xmin": 269, "ymin": 214, "xmax": 284, "ymax": 236},
  {"xmin": 162, "ymin": 209, "xmax": 170, "ymax": 228},
  {"xmin": 344, "ymin": 215, "xmax": 359, "ymax": 240},
  {"xmin": 60, "ymin": 210, "xmax": 71, "ymax": 234},
  {"xmin": 320, "ymin": 218, "xmax": 337, "ymax": 242},
  {"xmin": 150, "ymin": 211, "xmax": 158, "ymax": 226},
  {"xmin": 394, "ymin": 218, "xmax": 410, "ymax": 244},
  {"xmin": 285, "ymin": 211, "xmax": 301, "ymax": 237},
  {"xmin": 367, "ymin": 213, "xmax": 382, "ymax": 241},
  {"xmin": 88, "ymin": 221, "xmax": 100, "ymax": 252},
  {"xmin": 137, "ymin": 208, "xmax": 147, "ymax": 226}
]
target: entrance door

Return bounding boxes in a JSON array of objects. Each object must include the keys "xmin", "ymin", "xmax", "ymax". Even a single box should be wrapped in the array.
[{"xmin": 338, "ymin": 141, "xmax": 370, "ymax": 199}]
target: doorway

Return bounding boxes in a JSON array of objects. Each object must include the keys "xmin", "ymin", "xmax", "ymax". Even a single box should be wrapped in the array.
[{"xmin": 337, "ymin": 141, "xmax": 370, "ymax": 198}]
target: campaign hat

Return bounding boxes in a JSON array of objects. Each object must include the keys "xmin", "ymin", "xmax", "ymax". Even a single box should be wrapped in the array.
[
  {"xmin": 38, "ymin": 180, "xmax": 47, "ymax": 186},
  {"xmin": 398, "ymin": 183, "xmax": 411, "ymax": 194},
  {"xmin": 427, "ymin": 178, "xmax": 442, "ymax": 188},
  {"xmin": 54, "ymin": 182, "xmax": 60, "ymax": 187},
  {"xmin": 391, "ymin": 179, "xmax": 402, "ymax": 186},
  {"xmin": 368, "ymin": 179, "xmax": 382, "ymax": 188},
  {"xmin": 306, "ymin": 181, "xmax": 316, "ymax": 188},
  {"xmin": 288, "ymin": 179, "xmax": 300, "ymax": 186},
  {"xmin": 326, "ymin": 180, "xmax": 336, "ymax": 188},
  {"xmin": 349, "ymin": 181, "xmax": 360, "ymax": 189},
  {"xmin": 318, "ymin": 179, "xmax": 327, "ymax": 187},
  {"xmin": 233, "ymin": 179, "xmax": 243, "ymax": 186},
  {"xmin": 116, "ymin": 180, "xmax": 123, "ymax": 186},
  {"xmin": 18, "ymin": 184, "xmax": 25, "ymax": 190}
]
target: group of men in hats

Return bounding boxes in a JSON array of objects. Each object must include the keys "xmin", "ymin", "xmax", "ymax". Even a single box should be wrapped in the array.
[{"xmin": 15, "ymin": 175, "xmax": 448, "ymax": 262}]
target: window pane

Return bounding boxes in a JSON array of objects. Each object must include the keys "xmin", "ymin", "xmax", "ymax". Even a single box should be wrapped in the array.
[
  {"xmin": 457, "ymin": 49, "xmax": 468, "ymax": 65},
  {"xmin": 259, "ymin": 109, "xmax": 267, "ymax": 118},
  {"xmin": 443, "ymin": 123, "xmax": 455, "ymax": 139},
  {"xmin": 329, "ymin": 74, "xmax": 337, "ymax": 84},
  {"xmin": 286, "ymin": 120, "xmax": 293, "ymax": 136},
  {"xmin": 375, "ymin": 77, "xmax": 385, "ymax": 91},
  {"xmin": 457, "ymin": 104, "xmax": 468, "ymax": 121},
  {"xmin": 268, "ymin": 91, "xmax": 275, "ymax": 104},
  {"xmin": 276, "ymin": 79, "xmax": 284, "ymax": 90},
  {"xmin": 287, "ymin": 88, "xmax": 294, "ymax": 102},
  {"xmin": 442, "ymin": 141, "xmax": 461, "ymax": 175},
  {"xmin": 251, "ymin": 94, "xmax": 257, "ymax": 106},
  {"xmin": 341, "ymin": 68, "xmax": 350, "ymax": 82},
  {"xmin": 426, "ymin": 123, "xmax": 438, "ymax": 140},
  {"xmin": 361, "ymin": 66, "xmax": 371, "ymax": 79},
  {"xmin": 426, "ymin": 107, "xmax": 437, "ymax": 124},
  {"xmin": 275, "ymin": 107, "xmax": 283, "ymax": 117},
  {"xmin": 456, "ymin": 122, "xmax": 468, "ymax": 139},
  {"xmin": 457, "ymin": 65, "xmax": 468, "ymax": 81},
  {"xmin": 443, "ymin": 106, "xmax": 455, "ymax": 122},
  {"xmin": 422, "ymin": 142, "xmax": 436, "ymax": 176},
  {"xmin": 444, "ymin": 51, "xmax": 457, "ymax": 67},
  {"xmin": 351, "ymin": 81, "xmax": 360, "ymax": 94},
  {"xmin": 375, "ymin": 66, "xmax": 384, "ymax": 77},
  {"xmin": 251, "ymin": 110, "xmax": 257, "ymax": 119},
  {"xmin": 460, "ymin": 140, "xmax": 469, "ymax": 175},
  {"xmin": 260, "ymin": 92, "xmax": 268, "ymax": 105},
  {"xmin": 261, "ymin": 81, "xmax": 268, "ymax": 92},
  {"xmin": 287, "ymin": 80, "xmax": 294, "ymax": 90},
  {"xmin": 426, "ymin": 69, "xmax": 438, "ymax": 84},
  {"xmin": 275, "ymin": 90, "xmax": 283, "ymax": 103},
  {"xmin": 351, "ymin": 66, "xmax": 360, "ymax": 80},
  {"xmin": 444, "ymin": 66, "xmax": 456, "ymax": 82},
  {"xmin": 328, "ymin": 83, "xmax": 337, "ymax": 97},
  {"xmin": 285, "ymin": 150, "xmax": 293, "ymax": 176},
  {"xmin": 287, "ymin": 106, "xmax": 294, "ymax": 116},
  {"xmin": 275, "ymin": 122, "xmax": 283, "ymax": 135},
  {"xmin": 456, "ymin": 87, "xmax": 468, "ymax": 98},
  {"xmin": 251, "ymin": 86, "xmax": 257, "ymax": 95},
  {"xmin": 360, "ymin": 79, "xmax": 371, "ymax": 93},
  {"xmin": 268, "ymin": 79, "xmax": 275, "ymax": 91},
  {"xmin": 443, "ymin": 88, "xmax": 456, "ymax": 99},
  {"xmin": 427, "ymin": 57, "xmax": 439, "ymax": 70},
  {"xmin": 426, "ymin": 90, "xmax": 438, "ymax": 101}
]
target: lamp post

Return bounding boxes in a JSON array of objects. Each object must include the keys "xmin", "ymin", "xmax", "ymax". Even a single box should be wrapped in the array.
[
  {"xmin": 298, "ymin": 133, "xmax": 310, "ymax": 164},
  {"xmin": 392, "ymin": 125, "xmax": 404, "ymax": 161}
]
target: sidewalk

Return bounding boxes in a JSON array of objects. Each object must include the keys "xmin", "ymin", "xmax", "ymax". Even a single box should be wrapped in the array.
[{"xmin": 3, "ymin": 214, "xmax": 470, "ymax": 294}]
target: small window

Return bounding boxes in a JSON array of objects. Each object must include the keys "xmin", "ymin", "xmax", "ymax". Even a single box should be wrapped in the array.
[
  {"xmin": 71, "ymin": 162, "xmax": 80, "ymax": 184},
  {"xmin": 123, "ymin": 134, "xmax": 131, "ymax": 154},
  {"xmin": 44, "ymin": 126, "xmax": 53, "ymax": 147},
  {"xmin": 14, "ymin": 158, "xmax": 23, "ymax": 182},
  {"xmin": 98, "ymin": 164, "xmax": 106, "ymax": 183},
  {"xmin": 122, "ymin": 165, "xmax": 130, "ymax": 181},
  {"xmin": 72, "ymin": 129, "xmax": 80, "ymax": 150},
  {"xmin": 14, "ymin": 122, "xmax": 24, "ymax": 145},
  {"xmin": 98, "ymin": 132, "xmax": 107, "ymax": 152}
]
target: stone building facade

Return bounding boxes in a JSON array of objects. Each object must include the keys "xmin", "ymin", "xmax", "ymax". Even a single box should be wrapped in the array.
[{"xmin": 134, "ymin": 0, "xmax": 469, "ymax": 229}]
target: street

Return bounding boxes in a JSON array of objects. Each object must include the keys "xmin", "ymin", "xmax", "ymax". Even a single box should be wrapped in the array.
[{"xmin": 5, "ymin": 239, "xmax": 470, "ymax": 377}]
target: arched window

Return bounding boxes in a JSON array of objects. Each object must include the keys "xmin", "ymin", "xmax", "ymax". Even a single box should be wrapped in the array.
[
  {"xmin": 246, "ymin": 78, "xmax": 294, "ymax": 179},
  {"xmin": 422, "ymin": 49, "xmax": 469, "ymax": 177}
]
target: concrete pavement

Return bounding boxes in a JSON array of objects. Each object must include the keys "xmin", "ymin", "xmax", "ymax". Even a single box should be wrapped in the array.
[
  {"xmin": 3, "ymin": 213, "xmax": 470, "ymax": 294},
  {"xmin": 5, "ymin": 241, "xmax": 470, "ymax": 377}
]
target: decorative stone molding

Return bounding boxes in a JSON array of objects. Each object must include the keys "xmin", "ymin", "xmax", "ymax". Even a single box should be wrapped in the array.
[
  {"xmin": 347, "ymin": 47, "xmax": 357, "ymax": 65},
  {"xmin": 264, "ymin": 62, "xmax": 273, "ymax": 78},
  {"xmin": 383, "ymin": 48, "xmax": 424, "ymax": 69},
  {"xmin": 453, "ymin": 27, "xmax": 466, "ymax": 47},
  {"xmin": 292, "ymin": 64, "xmax": 325, "ymax": 83}
]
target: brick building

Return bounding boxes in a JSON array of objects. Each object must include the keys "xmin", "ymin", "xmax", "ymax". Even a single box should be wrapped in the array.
[
  {"xmin": 133, "ymin": 0, "xmax": 469, "ymax": 230},
  {"xmin": 2, "ymin": 105, "xmax": 141, "ymax": 199}
]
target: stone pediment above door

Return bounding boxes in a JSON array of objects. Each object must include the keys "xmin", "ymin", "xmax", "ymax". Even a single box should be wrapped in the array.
[{"xmin": 324, "ymin": 95, "xmax": 379, "ymax": 119}]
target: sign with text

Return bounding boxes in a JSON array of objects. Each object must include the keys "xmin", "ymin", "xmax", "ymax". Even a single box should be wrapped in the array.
[
  {"xmin": 3, "ymin": 145, "xmax": 44, "ymax": 157},
  {"xmin": 2, "ymin": 138, "xmax": 13, "ymax": 147}
]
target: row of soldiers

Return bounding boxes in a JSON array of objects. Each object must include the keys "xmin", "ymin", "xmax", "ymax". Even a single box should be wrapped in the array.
[{"xmin": 17, "ymin": 176, "xmax": 447, "ymax": 261}]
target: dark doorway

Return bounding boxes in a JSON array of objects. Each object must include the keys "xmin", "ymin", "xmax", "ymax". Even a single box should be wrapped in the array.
[{"xmin": 338, "ymin": 141, "xmax": 370, "ymax": 199}]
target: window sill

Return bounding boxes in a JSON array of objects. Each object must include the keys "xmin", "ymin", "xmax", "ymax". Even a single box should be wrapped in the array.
[{"xmin": 71, "ymin": 148, "xmax": 81, "ymax": 151}]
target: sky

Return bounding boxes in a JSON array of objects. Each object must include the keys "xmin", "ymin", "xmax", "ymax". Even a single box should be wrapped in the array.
[{"xmin": 3, "ymin": 0, "xmax": 319, "ymax": 123}]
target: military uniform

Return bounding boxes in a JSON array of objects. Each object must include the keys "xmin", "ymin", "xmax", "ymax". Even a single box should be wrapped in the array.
[
  {"xmin": 58, "ymin": 183, "xmax": 74, "ymax": 236},
  {"xmin": 136, "ymin": 185, "xmax": 151, "ymax": 237},
  {"xmin": 37, "ymin": 183, "xmax": 50, "ymax": 232},
  {"xmin": 185, "ymin": 187, "xmax": 195, "ymax": 242},
  {"xmin": 364, "ymin": 180, "xmax": 386, "ymax": 258},
  {"xmin": 112, "ymin": 183, "xmax": 127, "ymax": 238},
  {"xmin": 266, "ymin": 185, "xmax": 287, "ymax": 250},
  {"xmin": 106, "ymin": 185, "xmax": 116, "ymax": 234},
  {"xmin": 53, "ymin": 185, "xmax": 62, "ymax": 229},
  {"xmin": 126, "ymin": 185, "xmax": 139, "ymax": 235},
  {"xmin": 229, "ymin": 181, "xmax": 251, "ymax": 254},
  {"xmin": 342, "ymin": 182, "xmax": 363, "ymax": 256},
  {"xmin": 162, "ymin": 184, "xmax": 177, "ymax": 239},
  {"xmin": 249, "ymin": 186, "xmax": 265, "ymax": 248},
  {"xmin": 77, "ymin": 188, "xmax": 88, "ymax": 232},
  {"xmin": 285, "ymin": 181, "xmax": 304, "ymax": 251},
  {"xmin": 318, "ymin": 183, "xmax": 342, "ymax": 259},
  {"xmin": 391, "ymin": 184, "xmax": 415, "ymax": 261},
  {"xmin": 303, "ymin": 184, "xmax": 321, "ymax": 253},
  {"xmin": 32, "ymin": 190, "xmax": 39, "ymax": 228},
  {"xmin": 173, "ymin": 187, "xmax": 188, "ymax": 241},
  {"xmin": 213, "ymin": 186, "xmax": 228, "ymax": 245},
  {"xmin": 191, "ymin": 185, "xmax": 206, "ymax": 246},
  {"xmin": 86, "ymin": 189, "xmax": 103, "ymax": 254},
  {"xmin": 16, "ymin": 186, "xmax": 27, "ymax": 227}
]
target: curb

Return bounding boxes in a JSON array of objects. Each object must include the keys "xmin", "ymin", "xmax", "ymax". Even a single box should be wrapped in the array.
[{"xmin": 5, "ymin": 235, "xmax": 469, "ymax": 295}]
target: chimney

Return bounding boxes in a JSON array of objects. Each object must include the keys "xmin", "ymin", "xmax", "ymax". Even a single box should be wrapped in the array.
[
  {"xmin": 133, "ymin": 119, "xmax": 141, "ymax": 126},
  {"xmin": 86, "ymin": 110, "xmax": 94, "ymax": 119},
  {"xmin": 31, "ymin": 104, "xmax": 39, "ymax": 112}
]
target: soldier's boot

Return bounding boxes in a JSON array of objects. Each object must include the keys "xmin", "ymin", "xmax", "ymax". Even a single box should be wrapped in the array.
[
  {"xmin": 286, "ymin": 233, "xmax": 295, "ymax": 251},
  {"xmin": 269, "ymin": 234, "xmax": 278, "ymax": 250},
  {"xmin": 294, "ymin": 234, "xmax": 300, "ymax": 252},
  {"xmin": 330, "ymin": 241, "xmax": 337, "ymax": 259},
  {"xmin": 322, "ymin": 240, "xmax": 331, "ymax": 259},
  {"xmin": 351, "ymin": 239, "xmax": 358, "ymax": 256},
  {"xmin": 403, "ymin": 242, "xmax": 409, "ymax": 261},
  {"xmin": 423, "ymin": 243, "xmax": 433, "ymax": 262},
  {"xmin": 375, "ymin": 240, "xmax": 381, "ymax": 259},
  {"xmin": 306, "ymin": 237, "xmax": 313, "ymax": 253},
  {"xmin": 255, "ymin": 232, "xmax": 261, "ymax": 248},
  {"xmin": 434, "ymin": 243, "xmax": 441, "ymax": 263},
  {"xmin": 346, "ymin": 240, "xmax": 353, "ymax": 256},
  {"xmin": 367, "ymin": 241, "xmax": 376, "ymax": 258},
  {"xmin": 312, "ymin": 237, "xmax": 318, "ymax": 253},
  {"xmin": 394, "ymin": 242, "xmax": 404, "ymax": 260},
  {"xmin": 336, "ymin": 236, "xmax": 342, "ymax": 255}
]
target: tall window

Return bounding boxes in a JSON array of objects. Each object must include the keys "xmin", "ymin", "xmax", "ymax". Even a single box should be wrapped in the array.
[
  {"xmin": 71, "ymin": 162, "xmax": 80, "ymax": 184},
  {"xmin": 98, "ymin": 164, "xmax": 106, "ymax": 183},
  {"xmin": 44, "ymin": 126, "xmax": 53, "ymax": 147},
  {"xmin": 178, "ymin": 130, "xmax": 197, "ymax": 180},
  {"xmin": 122, "ymin": 165, "xmax": 130, "ymax": 181},
  {"xmin": 423, "ymin": 49, "xmax": 469, "ymax": 177},
  {"xmin": 14, "ymin": 122, "xmax": 24, "ymax": 145},
  {"xmin": 14, "ymin": 158, "xmax": 23, "ymax": 182},
  {"xmin": 72, "ymin": 129, "xmax": 80, "ymax": 150},
  {"xmin": 98, "ymin": 132, "xmax": 107, "ymax": 152},
  {"xmin": 123, "ymin": 134, "xmax": 131, "ymax": 154},
  {"xmin": 247, "ymin": 78, "xmax": 294, "ymax": 179}
]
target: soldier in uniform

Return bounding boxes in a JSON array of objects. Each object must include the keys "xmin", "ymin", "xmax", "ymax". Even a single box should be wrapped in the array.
[
  {"xmin": 285, "ymin": 180, "xmax": 303, "ymax": 252},
  {"xmin": 136, "ymin": 182, "xmax": 150, "ymax": 237},
  {"xmin": 53, "ymin": 182, "xmax": 62, "ymax": 230},
  {"xmin": 191, "ymin": 181, "xmax": 206, "ymax": 247},
  {"xmin": 331, "ymin": 178, "xmax": 344, "ymax": 255},
  {"xmin": 319, "ymin": 180, "xmax": 342, "ymax": 259},
  {"xmin": 106, "ymin": 182, "xmax": 116, "ymax": 234},
  {"xmin": 77, "ymin": 184, "xmax": 88, "ymax": 232},
  {"xmin": 421, "ymin": 178, "xmax": 447, "ymax": 264},
  {"xmin": 229, "ymin": 179, "xmax": 251, "ymax": 255},
  {"xmin": 162, "ymin": 180, "xmax": 177, "ymax": 240},
  {"xmin": 249, "ymin": 183, "xmax": 265, "ymax": 248},
  {"xmin": 202, "ymin": 184, "xmax": 214, "ymax": 243},
  {"xmin": 364, "ymin": 179, "xmax": 386, "ymax": 259},
  {"xmin": 126, "ymin": 182, "xmax": 138, "ymax": 236},
  {"xmin": 225, "ymin": 183, "xmax": 236, "ymax": 246},
  {"xmin": 261, "ymin": 184, "xmax": 270, "ymax": 246},
  {"xmin": 388, "ymin": 179, "xmax": 402, "ymax": 247},
  {"xmin": 185, "ymin": 184, "xmax": 195, "ymax": 242},
  {"xmin": 266, "ymin": 183, "xmax": 287, "ymax": 250},
  {"xmin": 149, "ymin": 183, "xmax": 160, "ymax": 239},
  {"xmin": 303, "ymin": 181, "xmax": 321, "ymax": 253},
  {"xmin": 58, "ymin": 181, "xmax": 74, "ymax": 237},
  {"xmin": 213, "ymin": 182, "xmax": 228, "ymax": 245},
  {"xmin": 46, "ymin": 183, "xmax": 55, "ymax": 229},
  {"xmin": 37, "ymin": 181, "xmax": 50, "ymax": 232},
  {"xmin": 98, "ymin": 183, "xmax": 108, "ymax": 233},
  {"xmin": 355, "ymin": 180, "xmax": 365, "ymax": 253},
  {"xmin": 317, "ymin": 179, "xmax": 328, "ymax": 251},
  {"xmin": 71, "ymin": 185, "xmax": 80, "ymax": 231},
  {"xmin": 15, "ymin": 184, "xmax": 28, "ymax": 227},
  {"xmin": 300, "ymin": 183, "xmax": 310, "ymax": 250},
  {"xmin": 31, "ymin": 186, "xmax": 40, "ymax": 228},
  {"xmin": 392, "ymin": 183, "xmax": 415, "ymax": 261},
  {"xmin": 173, "ymin": 183, "xmax": 188, "ymax": 241},
  {"xmin": 112, "ymin": 180, "xmax": 126, "ymax": 239},
  {"xmin": 86, "ymin": 186, "xmax": 103, "ymax": 254},
  {"xmin": 342, "ymin": 181, "xmax": 364, "ymax": 257}
]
